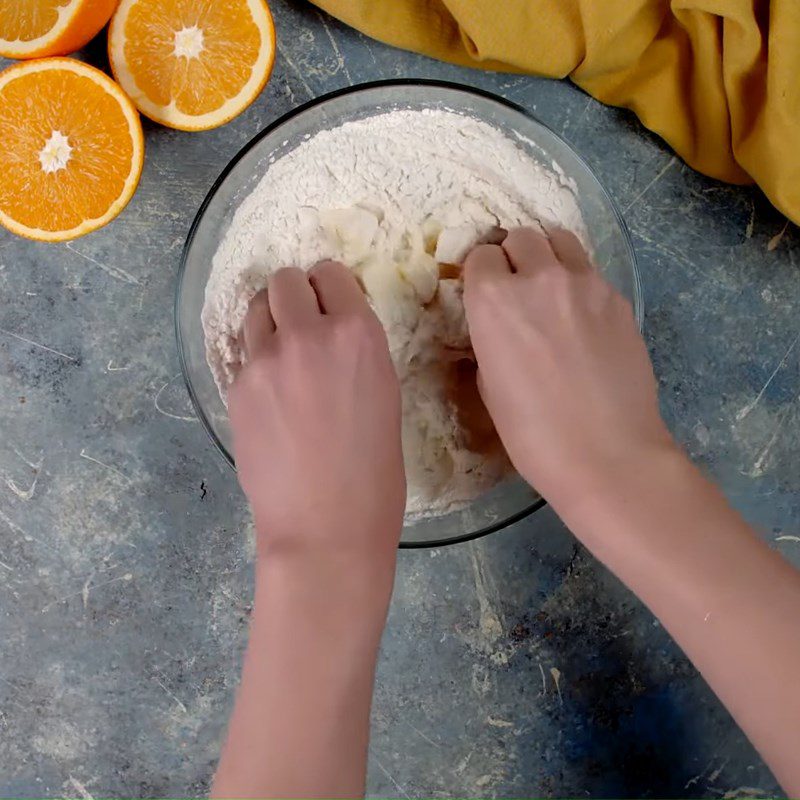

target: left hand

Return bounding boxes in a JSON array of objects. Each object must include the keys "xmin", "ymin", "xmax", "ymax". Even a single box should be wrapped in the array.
[{"xmin": 227, "ymin": 261, "xmax": 406, "ymax": 564}]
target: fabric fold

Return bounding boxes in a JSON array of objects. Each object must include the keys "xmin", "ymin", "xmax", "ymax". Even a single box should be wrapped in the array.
[{"xmin": 309, "ymin": 0, "xmax": 799, "ymax": 224}]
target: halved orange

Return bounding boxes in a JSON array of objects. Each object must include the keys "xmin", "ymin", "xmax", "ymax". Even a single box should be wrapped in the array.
[
  {"xmin": 108, "ymin": 0, "xmax": 276, "ymax": 131},
  {"xmin": 0, "ymin": 58, "xmax": 145, "ymax": 242},
  {"xmin": 0, "ymin": 0, "xmax": 120, "ymax": 59}
]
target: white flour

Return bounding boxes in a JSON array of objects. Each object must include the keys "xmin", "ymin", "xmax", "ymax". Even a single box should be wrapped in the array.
[{"xmin": 203, "ymin": 108, "xmax": 586, "ymax": 517}]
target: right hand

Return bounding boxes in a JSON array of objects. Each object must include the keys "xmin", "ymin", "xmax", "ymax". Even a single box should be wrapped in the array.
[{"xmin": 463, "ymin": 227, "xmax": 675, "ymax": 506}]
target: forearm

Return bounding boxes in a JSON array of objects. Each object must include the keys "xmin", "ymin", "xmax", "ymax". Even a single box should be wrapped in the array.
[
  {"xmin": 212, "ymin": 550, "xmax": 396, "ymax": 799},
  {"xmin": 553, "ymin": 446, "xmax": 800, "ymax": 795}
]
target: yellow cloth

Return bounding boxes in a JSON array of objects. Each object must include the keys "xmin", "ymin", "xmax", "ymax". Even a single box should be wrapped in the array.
[{"xmin": 309, "ymin": 0, "xmax": 800, "ymax": 224}]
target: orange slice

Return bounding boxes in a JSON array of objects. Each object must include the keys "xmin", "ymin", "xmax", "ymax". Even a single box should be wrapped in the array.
[
  {"xmin": 108, "ymin": 0, "xmax": 276, "ymax": 131},
  {"xmin": 0, "ymin": 58, "xmax": 144, "ymax": 242},
  {"xmin": 0, "ymin": 0, "xmax": 120, "ymax": 59}
]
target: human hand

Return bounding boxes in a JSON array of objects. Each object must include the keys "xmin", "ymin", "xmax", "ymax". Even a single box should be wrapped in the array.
[
  {"xmin": 463, "ymin": 227, "xmax": 674, "ymax": 507},
  {"xmin": 228, "ymin": 262, "xmax": 406, "ymax": 564}
]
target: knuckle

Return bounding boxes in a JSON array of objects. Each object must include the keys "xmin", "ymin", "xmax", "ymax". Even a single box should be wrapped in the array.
[
  {"xmin": 465, "ymin": 275, "xmax": 501, "ymax": 306},
  {"xmin": 505, "ymin": 225, "xmax": 543, "ymax": 249},
  {"xmin": 243, "ymin": 356, "xmax": 274, "ymax": 384},
  {"xmin": 465, "ymin": 242, "xmax": 500, "ymax": 265},
  {"xmin": 337, "ymin": 311, "xmax": 376, "ymax": 339},
  {"xmin": 483, "ymin": 274, "xmax": 509, "ymax": 297},
  {"xmin": 245, "ymin": 288, "xmax": 269, "ymax": 316},
  {"xmin": 532, "ymin": 266, "xmax": 569, "ymax": 291},
  {"xmin": 348, "ymin": 314, "xmax": 390, "ymax": 354},
  {"xmin": 269, "ymin": 266, "xmax": 303, "ymax": 288},
  {"xmin": 280, "ymin": 322, "xmax": 315, "ymax": 350},
  {"xmin": 503, "ymin": 227, "xmax": 528, "ymax": 248},
  {"xmin": 310, "ymin": 259, "xmax": 346, "ymax": 278}
]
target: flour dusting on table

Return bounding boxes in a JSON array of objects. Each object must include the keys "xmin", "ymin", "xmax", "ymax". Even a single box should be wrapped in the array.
[{"xmin": 203, "ymin": 108, "xmax": 586, "ymax": 518}]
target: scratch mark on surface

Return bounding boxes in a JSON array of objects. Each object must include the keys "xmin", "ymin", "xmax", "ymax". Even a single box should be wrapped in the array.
[
  {"xmin": 0, "ymin": 559, "xmax": 13, "ymax": 572},
  {"xmin": 107, "ymin": 359, "xmax": 131, "ymax": 372},
  {"xmin": 10, "ymin": 445, "xmax": 39, "ymax": 470},
  {"xmin": 622, "ymin": 156, "xmax": 677, "ymax": 214},
  {"xmin": 469, "ymin": 543, "xmax": 503, "ymax": 645},
  {"xmin": 10, "ymin": 444, "xmax": 41, "ymax": 470},
  {"xmin": 745, "ymin": 199, "xmax": 755, "ymax": 238},
  {"xmin": 317, "ymin": 11, "xmax": 354, "ymax": 85},
  {"xmin": 66, "ymin": 776, "xmax": 94, "ymax": 800},
  {"xmin": 685, "ymin": 773, "xmax": 702, "ymax": 790},
  {"xmin": 154, "ymin": 374, "xmax": 198, "ymax": 422},
  {"xmin": 454, "ymin": 750, "xmax": 473, "ymax": 775},
  {"xmin": 4, "ymin": 447, "xmax": 42, "ymax": 502},
  {"xmin": 487, "ymin": 716, "xmax": 514, "ymax": 728},
  {"xmin": 357, "ymin": 32, "xmax": 380, "ymax": 69},
  {"xmin": 65, "ymin": 243, "xmax": 140, "ymax": 285},
  {"xmin": 371, "ymin": 754, "xmax": 411, "ymax": 799},
  {"xmin": 80, "ymin": 449, "xmax": 131, "ymax": 483},
  {"xmin": 0, "ymin": 326, "xmax": 77, "ymax": 362},
  {"xmin": 153, "ymin": 677, "xmax": 187, "ymax": 714},
  {"xmin": 550, "ymin": 666, "xmax": 563, "ymax": 705},
  {"xmin": 276, "ymin": 41, "xmax": 315, "ymax": 99},
  {"xmin": 282, "ymin": 79, "xmax": 296, "ymax": 104},
  {"xmin": 4, "ymin": 470, "xmax": 39, "ymax": 501},
  {"xmin": 721, "ymin": 787, "xmax": 768, "ymax": 799},
  {"xmin": 538, "ymin": 661, "xmax": 547, "ymax": 695},
  {"xmin": 776, "ymin": 535, "xmax": 800, "ymax": 543},
  {"xmin": 708, "ymin": 760, "xmax": 727, "ymax": 783},
  {"xmin": 735, "ymin": 330, "xmax": 799, "ymax": 421},
  {"xmin": 404, "ymin": 719, "xmax": 441, "ymax": 748},
  {"xmin": 41, "ymin": 573, "xmax": 133, "ymax": 613},
  {"xmin": 747, "ymin": 406, "xmax": 791, "ymax": 477},
  {"xmin": 81, "ymin": 573, "xmax": 94, "ymax": 609},
  {"xmin": 766, "ymin": 220, "xmax": 789, "ymax": 251},
  {"xmin": 562, "ymin": 94, "xmax": 593, "ymax": 137},
  {"xmin": 0, "ymin": 506, "xmax": 39, "ymax": 544},
  {"xmin": 218, "ymin": 585, "xmax": 250, "ymax": 613}
]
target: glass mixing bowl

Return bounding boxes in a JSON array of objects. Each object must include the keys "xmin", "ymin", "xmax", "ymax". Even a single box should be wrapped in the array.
[{"xmin": 176, "ymin": 80, "xmax": 641, "ymax": 548}]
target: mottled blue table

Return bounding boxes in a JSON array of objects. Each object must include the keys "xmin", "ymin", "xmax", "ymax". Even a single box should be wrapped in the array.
[{"xmin": 1, "ymin": 2, "xmax": 798, "ymax": 797}]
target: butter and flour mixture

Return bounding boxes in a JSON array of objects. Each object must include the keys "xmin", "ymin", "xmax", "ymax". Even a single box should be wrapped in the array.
[{"xmin": 203, "ymin": 108, "xmax": 586, "ymax": 518}]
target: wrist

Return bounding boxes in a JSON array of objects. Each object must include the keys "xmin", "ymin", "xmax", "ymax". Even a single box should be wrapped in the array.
[
  {"xmin": 253, "ymin": 546, "xmax": 397, "ymax": 645},
  {"xmin": 547, "ymin": 438, "xmax": 690, "ymax": 534},
  {"xmin": 252, "ymin": 505, "xmax": 404, "ymax": 567}
]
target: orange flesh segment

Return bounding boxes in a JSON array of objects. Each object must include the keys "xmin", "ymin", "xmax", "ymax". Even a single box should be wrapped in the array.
[
  {"xmin": 0, "ymin": 70, "xmax": 135, "ymax": 233},
  {"xmin": 124, "ymin": 0, "xmax": 262, "ymax": 116},
  {"xmin": 0, "ymin": 0, "xmax": 71, "ymax": 43}
]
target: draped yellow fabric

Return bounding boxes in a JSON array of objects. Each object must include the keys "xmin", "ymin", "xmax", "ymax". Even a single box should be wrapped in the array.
[{"xmin": 309, "ymin": 0, "xmax": 800, "ymax": 224}]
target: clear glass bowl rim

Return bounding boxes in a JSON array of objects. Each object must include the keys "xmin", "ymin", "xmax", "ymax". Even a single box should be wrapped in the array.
[{"xmin": 175, "ymin": 78, "xmax": 643, "ymax": 549}]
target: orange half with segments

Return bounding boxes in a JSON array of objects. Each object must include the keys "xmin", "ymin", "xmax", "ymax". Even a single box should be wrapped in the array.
[
  {"xmin": 0, "ymin": 0, "xmax": 119, "ymax": 59},
  {"xmin": 0, "ymin": 58, "xmax": 145, "ymax": 242},
  {"xmin": 109, "ymin": 0, "xmax": 276, "ymax": 131}
]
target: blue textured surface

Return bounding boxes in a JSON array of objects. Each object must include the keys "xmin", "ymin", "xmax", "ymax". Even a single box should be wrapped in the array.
[{"xmin": 1, "ymin": 2, "xmax": 798, "ymax": 797}]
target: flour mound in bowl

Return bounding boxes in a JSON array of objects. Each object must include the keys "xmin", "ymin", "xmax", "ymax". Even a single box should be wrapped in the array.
[{"xmin": 202, "ymin": 108, "xmax": 586, "ymax": 518}]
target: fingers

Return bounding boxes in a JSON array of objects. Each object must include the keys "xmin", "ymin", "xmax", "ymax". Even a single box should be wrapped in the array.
[
  {"xmin": 268, "ymin": 267, "xmax": 321, "ymax": 326},
  {"xmin": 501, "ymin": 227, "xmax": 559, "ymax": 275},
  {"xmin": 463, "ymin": 243, "xmax": 512, "ymax": 283},
  {"xmin": 243, "ymin": 264, "xmax": 370, "ymax": 350},
  {"xmin": 242, "ymin": 289, "xmax": 274, "ymax": 360},
  {"xmin": 548, "ymin": 228, "xmax": 593, "ymax": 274},
  {"xmin": 309, "ymin": 260, "xmax": 369, "ymax": 314}
]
